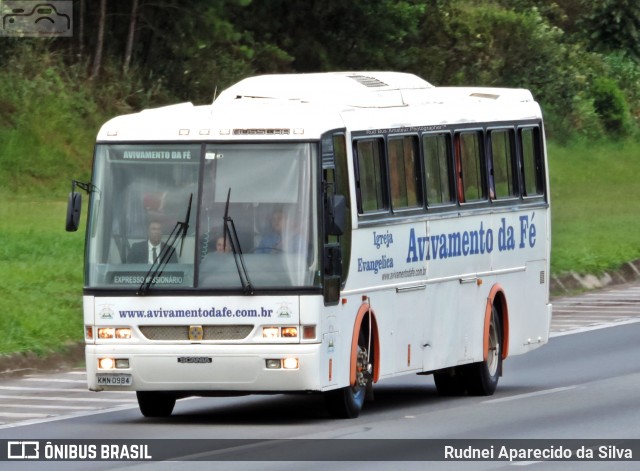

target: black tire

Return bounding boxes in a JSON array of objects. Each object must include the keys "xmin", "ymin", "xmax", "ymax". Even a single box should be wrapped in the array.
[
  {"xmin": 136, "ymin": 391, "xmax": 176, "ymax": 417},
  {"xmin": 324, "ymin": 381, "xmax": 366, "ymax": 419},
  {"xmin": 433, "ymin": 367, "xmax": 467, "ymax": 396},
  {"xmin": 325, "ymin": 331, "xmax": 371, "ymax": 419},
  {"xmin": 463, "ymin": 305, "xmax": 502, "ymax": 396}
]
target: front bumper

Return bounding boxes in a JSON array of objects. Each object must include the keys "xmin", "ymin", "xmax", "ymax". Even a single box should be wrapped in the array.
[{"xmin": 85, "ymin": 343, "xmax": 323, "ymax": 393}]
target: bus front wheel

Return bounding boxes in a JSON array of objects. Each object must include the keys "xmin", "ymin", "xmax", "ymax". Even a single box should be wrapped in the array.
[
  {"xmin": 136, "ymin": 391, "xmax": 176, "ymax": 417},
  {"xmin": 325, "ymin": 332, "xmax": 372, "ymax": 418}
]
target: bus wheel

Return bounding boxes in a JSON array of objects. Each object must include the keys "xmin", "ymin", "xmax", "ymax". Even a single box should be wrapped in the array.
[
  {"xmin": 325, "ymin": 332, "xmax": 371, "ymax": 419},
  {"xmin": 434, "ymin": 367, "xmax": 466, "ymax": 396},
  {"xmin": 136, "ymin": 391, "xmax": 176, "ymax": 417},
  {"xmin": 464, "ymin": 305, "xmax": 502, "ymax": 396}
]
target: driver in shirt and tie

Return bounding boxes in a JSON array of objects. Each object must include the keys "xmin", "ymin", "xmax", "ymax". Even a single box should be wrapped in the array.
[{"xmin": 127, "ymin": 220, "xmax": 178, "ymax": 264}]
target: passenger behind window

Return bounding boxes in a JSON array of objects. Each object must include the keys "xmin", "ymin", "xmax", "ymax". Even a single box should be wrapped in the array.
[
  {"xmin": 254, "ymin": 210, "xmax": 304, "ymax": 253},
  {"xmin": 127, "ymin": 220, "xmax": 178, "ymax": 264},
  {"xmin": 215, "ymin": 233, "xmax": 232, "ymax": 253}
]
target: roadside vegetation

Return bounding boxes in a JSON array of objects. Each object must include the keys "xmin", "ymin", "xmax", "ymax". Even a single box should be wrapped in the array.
[
  {"xmin": 2, "ymin": 0, "xmax": 640, "ymax": 355},
  {"xmin": 548, "ymin": 140, "xmax": 640, "ymax": 274}
]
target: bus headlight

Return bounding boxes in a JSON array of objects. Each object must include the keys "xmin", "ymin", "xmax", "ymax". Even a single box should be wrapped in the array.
[
  {"xmin": 115, "ymin": 328, "xmax": 132, "ymax": 339},
  {"xmin": 98, "ymin": 358, "xmax": 130, "ymax": 369},
  {"xmin": 97, "ymin": 327, "xmax": 132, "ymax": 339},
  {"xmin": 98, "ymin": 358, "xmax": 115, "ymax": 369},
  {"xmin": 265, "ymin": 358, "xmax": 299, "ymax": 369},
  {"xmin": 98, "ymin": 328, "xmax": 115, "ymax": 339},
  {"xmin": 282, "ymin": 358, "xmax": 299, "ymax": 369},
  {"xmin": 281, "ymin": 327, "xmax": 298, "ymax": 338},
  {"xmin": 262, "ymin": 326, "xmax": 299, "ymax": 338},
  {"xmin": 265, "ymin": 359, "xmax": 281, "ymax": 369},
  {"xmin": 262, "ymin": 327, "xmax": 279, "ymax": 338}
]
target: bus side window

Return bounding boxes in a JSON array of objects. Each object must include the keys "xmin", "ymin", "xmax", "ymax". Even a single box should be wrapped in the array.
[
  {"xmin": 490, "ymin": 129, "xmax": 518, "ymax": 199},
  {"xmin": 454, "ymin": 134, "xmax": 465, "ymax": 203},
  {"xmin": 388, "ymin": 135, "xmax": 421, "ymax": 210},
  {"xmin": 354, "ymin": 138, "xmax": 388, "ymax": 213},
  {"xmin": 457, "ymin": 131, "xmax": 487, "ymax": 203},
  {"xmin": 520, "ymin": 127, "xmax": 544, "ymax": 197},
  {"xmin": 332, "ymin": 134, "xmax": 351, "ymax": 283},
  {"xmin": 423, "ymin": 132, "xmax": 454, "ymax": 206}
]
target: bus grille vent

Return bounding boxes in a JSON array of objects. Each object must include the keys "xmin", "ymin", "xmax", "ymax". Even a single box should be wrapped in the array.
[
  {"xmin": 540, "ymin": 271, "xmax": 545, "ymax": 284},
  {"xmin": 139, "ymin": 325, "xmax": 253, "ymax": 341},
  {"xmin": 347, "ymin": 75, "xmax": 388, "ymax": 88}
]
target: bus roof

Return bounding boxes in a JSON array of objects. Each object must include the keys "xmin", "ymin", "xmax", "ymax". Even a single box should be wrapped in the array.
[
  {"xmin": 96, "ymin": 72, "xmax": 541, "ymax": 141},
  {"xmin": 215, "ymin": 71, "xmax": 434, "ymax": 108}
]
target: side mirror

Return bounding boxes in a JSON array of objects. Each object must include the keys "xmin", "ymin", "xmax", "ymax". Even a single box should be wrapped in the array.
[
  {"xmin": 66, "ymin": 191, "xmax": 82, "ymax": 232},
  {"xmin": 326, "ymin": 194, "xmax": 346, "ymax": 236},
  {"xmin": 323, "ymin": 275, "xmax": 341, "ymax": 306},
  {"xmin": 322, "ymin": 243, "xmax": 342, "ymax": 306},
  {"xmin": 323, "ymin": 243, "xmax": 342, "ymax": 277}
]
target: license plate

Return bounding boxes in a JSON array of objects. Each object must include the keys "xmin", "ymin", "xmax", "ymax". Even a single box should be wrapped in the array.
[{"xmin": 96, "ymin": 374, "xmax": 133, "ymax": 386}]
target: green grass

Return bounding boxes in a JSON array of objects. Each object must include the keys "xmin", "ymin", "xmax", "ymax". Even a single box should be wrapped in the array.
[
  {"xmin": 0, "ymin": 53, "xmax": 101, "ymax": 356},
  {"xmin": 0, "ymin": 199, "xmax": 85, "ymax": 355},
  {"xmin": 548, "ymin": 139, "xmax": 640, "ymax": 275}
]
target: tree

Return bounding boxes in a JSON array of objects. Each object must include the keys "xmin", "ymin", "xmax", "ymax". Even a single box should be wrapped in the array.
[
  {"xmin": 77, "ymin": 0, "xmax": 86, "ymax": 60},
  {"xmin": 581, "ymin": 0, "xmax": 640, "ymax": 60},
  {"xmin": 123, "ymin": 0, "xmax": 139, "ymax": 73},
  {"xmin": 592, "ymin": 77, "xmax": 631, "ymax": 135},
  {"xmin": 125, "ymin": 0, "xmax": 265, "ymax": 103},
  {"xmin": 90, "ymin": 0, "xmax": 107, "ymax": 79},
  {"xmin": 236, "ymin": 0, "xmax": 424, "ymax": 72}
]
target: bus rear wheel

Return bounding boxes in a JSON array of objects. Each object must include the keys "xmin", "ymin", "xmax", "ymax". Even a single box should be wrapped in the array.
[
  {"xmin": 136, "ymin": 391, "xmax": 176, "ymax": 417},
  {"xmin": 463, "ymin": 305, "xmax": 502, "ymax": 396}
]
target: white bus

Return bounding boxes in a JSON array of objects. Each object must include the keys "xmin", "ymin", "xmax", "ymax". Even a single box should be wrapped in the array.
[{"xmin": 66, "ymin": 72, "xmax": 551, "ymax": 419}]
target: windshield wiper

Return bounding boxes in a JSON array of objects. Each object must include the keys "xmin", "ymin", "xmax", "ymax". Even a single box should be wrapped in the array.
[
  {"xmin": 137, "ymin": 194, "xmax": 193, "ymax": 295},
  {"xmin": 223, "ymin": 188, "xmax": 253, "ymax": 294}
]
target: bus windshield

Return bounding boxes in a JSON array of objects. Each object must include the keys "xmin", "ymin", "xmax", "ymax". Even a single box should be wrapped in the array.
[{"xmin": 86, "ymin": 142, "xmax": 320, "ymax": 291}]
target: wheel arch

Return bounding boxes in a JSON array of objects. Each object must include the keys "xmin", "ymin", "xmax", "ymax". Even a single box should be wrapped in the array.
[
  {"xmin": 485, "ymin": 284, "xmax": 509, "ymax": 361},
  {"xmin": 350, "ymin": 302, "xmax": 380, "ymax": 386}
]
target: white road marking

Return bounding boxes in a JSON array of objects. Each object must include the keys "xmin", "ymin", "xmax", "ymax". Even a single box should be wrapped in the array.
[
  {"xmin": 550, "ymin": 318, "xmax": 640, "ymax": 337},
  {"xmin": 0, "ymin": 412, "xmax": 51, "ymax": 419},
  {"xmin": 482, "ymin": 386, "xmax": 577, "ymax": 404},
  {"xmin": 0, "ymin": 404, "xmax": 140, "ymax": 430},
  {"xmin": 0, "ymin": 394, "xmax": 135, "ymax": 403},
  {"xmin": 1, "ymin": 403, "xmax": 96, "ymax": 410},
  {"xmin": 23, "ymin": 378, "xmax": 86, "ymax": 384},
  {"xmin": 0, "ymin": 385, "xmax": 131, "ymax": 394}
]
